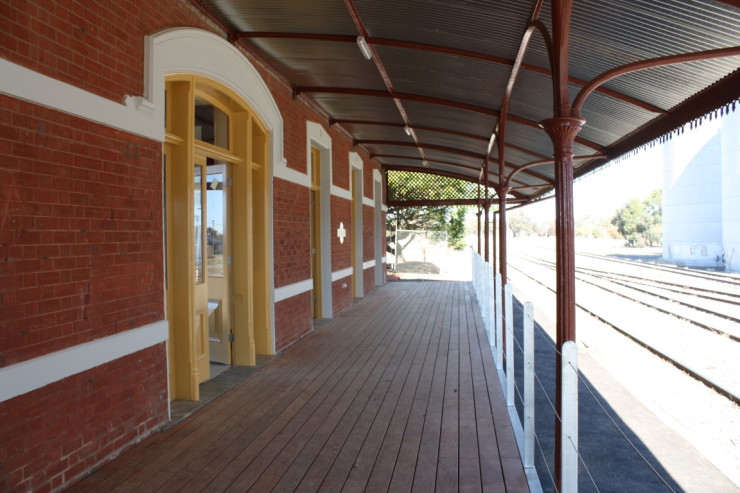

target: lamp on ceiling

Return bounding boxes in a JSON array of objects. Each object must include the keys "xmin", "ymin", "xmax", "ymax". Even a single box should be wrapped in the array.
[
  {"xmin": 356, "ymin": 36, "xmax": 372, "ymax": 60},
  {"xmin": 404, "ymin": 125, "xmax": 411, "ymax": 136}
]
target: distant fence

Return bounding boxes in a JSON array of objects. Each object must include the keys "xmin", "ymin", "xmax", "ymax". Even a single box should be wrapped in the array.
[{"xmin": 389, "ymin": 230, "xmax": 448, "ymax": 273}]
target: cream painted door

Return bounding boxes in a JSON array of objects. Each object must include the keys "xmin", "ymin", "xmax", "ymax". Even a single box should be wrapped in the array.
[
  {"xmin": 194, "ymin": 156, "xmax": 210, "ymax": 383},
  {"xmin": 207, "ymin": 163, "xmax": 232, "ymax": 364}
]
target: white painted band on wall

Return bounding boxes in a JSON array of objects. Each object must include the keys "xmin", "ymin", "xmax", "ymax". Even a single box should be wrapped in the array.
[
  {"xmin": 0, "ymin": 320, "xmax": 169, "ymax": 403},
  {"xmin": 331, "ymin": 185, "xmax": 352, "ymax": 201},
  {"xmin": 363, "ymin": 260, "xmax": 375, "ymax": 270},
  {"xmin": 274, "ymin": 278, "xmax": 314, "ymax": 302},
  {"xmin": 331, "ymin": 267, "xmax": 353, "ymax": 281},
  {"xmin": 274, "ymin": 165, "xmax": 310, "ymax": 188},
  {"xmin": 0, "ymin": 59, "xmax": 162, "ymax": 141}
]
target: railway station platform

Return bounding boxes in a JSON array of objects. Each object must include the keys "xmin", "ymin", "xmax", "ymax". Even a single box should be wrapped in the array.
[{"xmin": 68, "ymin": 281, "xmax": 529, "ymax": 492}]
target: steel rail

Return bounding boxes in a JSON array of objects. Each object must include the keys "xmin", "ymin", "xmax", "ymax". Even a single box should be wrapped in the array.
[{"xmin": 508, "ymin": 259, "xmax": 740, "ymax": 406}]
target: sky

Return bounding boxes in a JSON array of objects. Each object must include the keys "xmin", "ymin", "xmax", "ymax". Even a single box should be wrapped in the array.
[{"xmin": 522, "ymin": 144, "xmax": 664, "ymax": 223}]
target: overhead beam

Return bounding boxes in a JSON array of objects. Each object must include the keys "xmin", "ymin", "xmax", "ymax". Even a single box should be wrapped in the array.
[
  {"xmin": 297, "ymin": 86, "xmax": 500, "ymax": 116},
  {"xmin": 572, "ymin": 46, "xmax": 740, "ymax": 117},
  {"xmin": 333, "ymin": 119, "xmax": 490, "ymax": 143},
  {"xmin": 384, "ymin": 164, "xmax": 529, "ymax": 200},
  {"xmin": 387, "ymin": 199, "xmax": 484, "ymax": 207},
  {"xmin": 380, "ymin": 156, "xmax": 534, "ymax": 189},
  {"xmin": 236, "ymin": 31, "xmax": 666, "ymax": 114},
  {"xmin": 342, "ymin": 0, "xmax": 429, "ymax": 166},
  {"xmin": 384, "ymin": 165, "xmax": 485, "ymax": 186},
  {"xmin": 359, "ymin": 140, "xmax": 486, "ymax": 160}
]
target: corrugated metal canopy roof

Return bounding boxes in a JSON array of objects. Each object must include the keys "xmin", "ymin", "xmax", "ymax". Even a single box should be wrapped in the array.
[{"xmin": 197, "ymin": 0, "xmax": 740, "ymax": 203}]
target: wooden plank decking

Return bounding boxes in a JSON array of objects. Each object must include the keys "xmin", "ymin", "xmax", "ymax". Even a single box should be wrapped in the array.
[{"xmin": 69, "ymin": 281, "xmax": 528, "ymax": 492}]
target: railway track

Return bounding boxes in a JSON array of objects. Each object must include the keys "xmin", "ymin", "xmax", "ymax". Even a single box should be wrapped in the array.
[{"xmin": 508, "ymin": 251, "xmax": 740, "ymax": 406}]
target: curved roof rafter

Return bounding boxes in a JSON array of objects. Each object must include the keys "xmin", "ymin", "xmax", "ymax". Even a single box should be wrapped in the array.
[
  {"xmin": 236, "ymin": 31, "xmax": 667, "ymax": 115},
  {"xmin": 378, "ymin": 154, "xmax": 535, "ymax": 189}
]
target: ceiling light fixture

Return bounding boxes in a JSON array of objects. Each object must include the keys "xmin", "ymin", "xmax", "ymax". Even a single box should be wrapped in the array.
[
  {"xmin": 423, "ymin": 160, "xmax": 429, "ymax": 167},
  {"xmin": 356, "ymin": 36, "xmax": 372, "ymax": 60},
  {"xmin": 404, "ymin": 125, "xmax": 411, "ymax": 136}
]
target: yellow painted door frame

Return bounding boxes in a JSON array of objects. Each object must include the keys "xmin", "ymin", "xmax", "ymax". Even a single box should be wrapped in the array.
[
  {"xmin": 351, "ymin": 167, "xmax": 363, "ymax": 299},
  {"xmin": 164, "ymin": 74, "xmax": 274, "ymax": 400},
  {"xmin": 193, "ymin": 155, "xmax": 210, "ymax": 383},
  {"xmin": 310, "ymin": 146, "xmax": 322, "ymax": 319}
]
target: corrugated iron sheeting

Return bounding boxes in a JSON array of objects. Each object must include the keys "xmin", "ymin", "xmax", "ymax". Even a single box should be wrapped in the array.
[
  {"xmin": 354, "ymin": 0, "xmax": 537, "ymax": 61},
  {"xmin": 402, "ymin": 101, "xmax": 497, "ymax": 141},
  {"xmin": 308, "ymin": 93, "xmax": 400, "ymax": 121},
  {"xmin": 578, "ymin": 91, "xmax": 658, "ymax": 146},
  {"xmin": 197, "ymin": 0, "xmax": 740, "ymax": 202},
  {"xmin": 339, "ymin": 123, "xmax": 410, "ymax": 143},
  {"xmin": 413, "ymin": 129, "xmax": 488, "ymax": 157},
  {"xmin": 204, "ymin": 0, "xmax": 357, "ymax": 34},
  {"xmin": 375, "ymin": 45, "xmax": 510, "ymax": 110},
  {"xmin": 249, "ymin": 38, "xmax": 386, "ymax": 90}
]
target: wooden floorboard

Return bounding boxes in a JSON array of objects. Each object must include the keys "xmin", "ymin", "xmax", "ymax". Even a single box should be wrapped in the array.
[{"xmin": 68, "ymin": 281, "xmax": 528, "ymax": 493}]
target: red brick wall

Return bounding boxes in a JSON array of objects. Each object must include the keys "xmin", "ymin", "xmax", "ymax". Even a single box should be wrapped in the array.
[
  {"xmin": 0, "ymin": 343, "xmax": 168, "ymax": 492},
  {"xmin": 363, "ymin": 204, "xmax": 376, "ymax": 263},
  {"xmin": 272, "ymin": 178, "xmax": 311, "ymax": 288},
  {"xmin": 274, "ymin": 293, "xmax": 312, "ymax": 351},
  {"xmin": 0, "ymin": 0, "xmax": 217, "ymax": 105},
  {"xmin": 0, "ymin": 97, "xmax": 164, "ymax": 367},
  {"xmin": 364, "ymin": 268, "xmax": 375, "ymax": 294},
  {"xmin": 0, "ymin": 0, "xmax": 389, "ymax": 489},
  {"xmin": 331, "ymin": 135, "xmax": 351, "ymax": 190},
  {"xmin": 331, "ymin": 277, "xmax": 352, "ymax": 314}
]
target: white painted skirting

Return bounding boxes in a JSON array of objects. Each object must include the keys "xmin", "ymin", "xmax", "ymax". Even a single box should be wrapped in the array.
[
  {"xmin": 331, "ymin": 267, "xmax": 353, "ymax": 281},
  {"xmin": 274, "ymin": 279, "xmax": 314, "ymax": 302},
  {"xmin": 0, "ymin": 320, "xmax": 169, "ymax": 403}
]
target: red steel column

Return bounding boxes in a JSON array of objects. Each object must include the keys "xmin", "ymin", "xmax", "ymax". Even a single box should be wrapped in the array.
[
  {"xmin": 491, "ymin": 209, "xmax": 497, "ymax": 274},
  {"xmin": 541, "ymin": 116, "xmax": 584, "ymax": 492},
  {"xmin": 477, "ymin": 209, "xmax": 482, "ymax": 255},
  {"xmin": 477, "ymin": 182, "xmax": 482, "ymax": 255},
  {"xmin": 498, "ymin": 187, "xmax": 509, "ymax": 285},
  {"xmin": 484, "ymin": 158, "xmax": 490, "ymax": 262},
  {"xmin": 483, "ymin": 202, "xmax": 490, "ymax": 262}
]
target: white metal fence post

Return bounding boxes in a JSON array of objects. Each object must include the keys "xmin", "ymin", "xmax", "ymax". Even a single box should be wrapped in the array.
[
  {"xmin": 495, "ymin": 272, "xmax": 503, "ymax": 370},
  {"xmin": 488, "ymin": 263, "xmax": 494, "ymax": 345},
  {"xmin": 562, "ymin": 340, "xmax": 579, "ymax": 493},
  {"xmin": 505, "ymin": 283, "xmax": 514, "ymax": 407},
  {"xmin": 523, "ymin": 301, "xmax": 535, "ymax": 470}
]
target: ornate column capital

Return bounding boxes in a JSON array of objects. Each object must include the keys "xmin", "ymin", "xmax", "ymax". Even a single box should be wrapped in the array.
[{"xmin": 539, "ymin": 117, "xmax": 586, "ymax": 155}]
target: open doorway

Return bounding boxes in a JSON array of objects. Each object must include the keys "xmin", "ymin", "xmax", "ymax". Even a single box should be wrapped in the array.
[{"xmin": 164, "ymin": 75, "xmax": 273, "ymax": 401}]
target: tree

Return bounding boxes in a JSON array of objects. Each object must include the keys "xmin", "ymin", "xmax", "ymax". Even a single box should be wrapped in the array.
[
  {"xmin": 385, "ymin": 171, "xmax": 476, "ymax": 251},
  {"xmin": 447, "ymin": 206, "xmax": 468, "ymax": 250},
  {"xmin": 642, "ymin": 189, "xmax": 662, "ymax": 246},
  {"xmin": 611, "ymin": 189, "xmax": 662, "ymax": 246},
  {"xmin": 386, "ymin": 205, "xmax": 470, "ymax": 252},
  {"xmin": 508, "ymin": 209, "xmax": 536, "ymax": 237}
]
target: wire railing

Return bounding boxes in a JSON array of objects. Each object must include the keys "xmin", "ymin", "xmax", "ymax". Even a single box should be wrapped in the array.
[{"xmin": 471, "ymin": 248, "xmax": 680, "ymax": 493}]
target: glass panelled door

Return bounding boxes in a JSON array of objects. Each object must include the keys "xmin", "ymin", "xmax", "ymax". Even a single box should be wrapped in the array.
[
  {"xmin": 194, "ymin": 156, "xmax": 210, "ymax": 383},
  {"xmin": 206, "ymin": 162, "xmax": 232, "ymax": 364}
]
